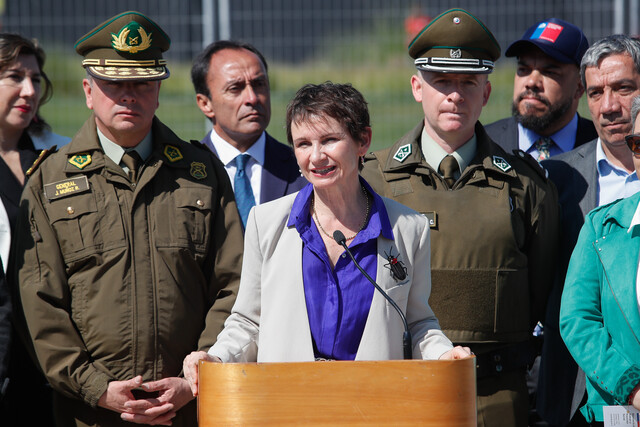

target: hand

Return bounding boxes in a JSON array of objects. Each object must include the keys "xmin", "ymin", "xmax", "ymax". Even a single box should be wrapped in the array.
[
  {"xmin": 98, "ymin": 376, "xmax": 164, "ymax": 415},
  {"xmin": 631, "ymin": 384, "xmax": 640, "ymax": 410},
  {"xmin": 438, "ymin": 346, "xmax": 472, "ymax": 360},
  {"xmin": 120, "ymin": 377, "xmax": 193, "ymax": 425},
  {"xmin": 183, "ymin": 351, "xmax": 220, "ymax": 396}
]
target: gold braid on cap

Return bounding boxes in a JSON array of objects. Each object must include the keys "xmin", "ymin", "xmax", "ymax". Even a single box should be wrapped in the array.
[{"xmin": 82, "ymin": 58, "xmax": 167, "ymax": 67}]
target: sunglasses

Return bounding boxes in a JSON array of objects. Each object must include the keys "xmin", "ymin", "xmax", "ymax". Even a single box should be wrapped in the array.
[{"xmin": 625, "ymin": 134, "xmax": 640, "ymax": 155}]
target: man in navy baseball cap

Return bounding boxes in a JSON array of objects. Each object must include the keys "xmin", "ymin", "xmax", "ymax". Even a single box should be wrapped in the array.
[
  {"xmin": 505, "ymin": 18, "xmax": 589, "ymax": 66},
  {"xmin": 486, "ymin": 18, "xmax": 597, "ymax": 160}
]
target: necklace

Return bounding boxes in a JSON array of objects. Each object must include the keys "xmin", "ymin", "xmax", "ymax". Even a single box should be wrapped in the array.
[{"xmin": 312, "ymin": 185, "xmax": 370, "ymax": 242}]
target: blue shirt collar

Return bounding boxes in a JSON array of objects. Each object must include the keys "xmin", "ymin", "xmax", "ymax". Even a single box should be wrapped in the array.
[
  {"xmin": 596, "ymin": 138, "xmax": 633, "ymax": 177},
  {"xmin": 287, "ymin": 177, "xmax": 394, "ymax": 242},
  {"xmin": 518, "ymin": 113, "xmax": 579, "ymax": 154}
]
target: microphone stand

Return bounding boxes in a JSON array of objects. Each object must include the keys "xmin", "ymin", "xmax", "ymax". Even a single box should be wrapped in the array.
[{"xmin": 333, "ymin": 230, "xmax": 413, "ymax": 360}]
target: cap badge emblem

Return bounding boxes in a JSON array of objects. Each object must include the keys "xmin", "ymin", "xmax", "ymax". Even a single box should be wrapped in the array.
[
  {"xmin": 393, "ymin": 144, "xmax": 412, "ymax": 163},
  {"xmin": 112, "ymin": 22, "xmax": 152, "ymax": 54},
  {"xmin": 453, "ymin": 17, "xmax": 461, "ymax": 24},
  {"xmin": 492, "ymin": 156, "xmax": 512, "ymax": 172},
  {"xmin": 450, "ymin": 49, "xmax": 462, "ymax": 58}
]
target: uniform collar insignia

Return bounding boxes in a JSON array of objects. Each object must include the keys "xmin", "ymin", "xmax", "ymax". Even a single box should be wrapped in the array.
[
  {"xmin": 163, "ymin": 145, "xmax": 183, "ymax": 162},
  {"xmin": 492, "ymin": 156, "xmax": 511, "ymax": 172},
  {"xmin": 190, "ymin": 162, "xmax": 207, "ymax": 179},
  {"xmin": 68, "ymin": 153, "xmax": 92, "ymax": 169},
  {"xmin": 393, "ymin": 144, "xmax": 412, "ymax": 163},
  {"xmin": 112, "ymin": 22, "xmax": 152, "ymax": 54}
]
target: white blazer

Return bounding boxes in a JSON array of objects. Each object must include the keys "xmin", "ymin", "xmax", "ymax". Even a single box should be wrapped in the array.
[{"xmin": 209, "ymin": 192, "xmax": 453, "ymax": 362}]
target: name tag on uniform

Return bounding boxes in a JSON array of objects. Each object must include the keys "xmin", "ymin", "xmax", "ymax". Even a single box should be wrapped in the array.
[
  {"xmin": 424, "ymin": 212, "xmax": 437, "ymax": 228},
  {"xmin": 44, "ymin": 176, "xmax": 90, "ymax": 200}
]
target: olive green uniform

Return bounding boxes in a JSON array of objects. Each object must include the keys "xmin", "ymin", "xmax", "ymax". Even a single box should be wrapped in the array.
[
  {"xmin": 361, "ymin": 121, "xmax": 560, "ymax": 426},
  {"xmin": 11, "ymin": 115, "xmax": 243, "ymax": 426}
]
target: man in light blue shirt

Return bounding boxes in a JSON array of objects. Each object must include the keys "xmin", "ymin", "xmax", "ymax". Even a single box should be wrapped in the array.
[{"xmin": 540, "ymin": 34, "xmax": 640, "ymax": 427}]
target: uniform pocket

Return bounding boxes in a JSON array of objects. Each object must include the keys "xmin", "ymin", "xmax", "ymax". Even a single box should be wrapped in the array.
[
  {"xmin": 47, "ymin": 192, "xmax": 100, "ymax": 257},
  {"xmin": 155, "ymin": 186, "xmax": 212, "ymax": 253}
]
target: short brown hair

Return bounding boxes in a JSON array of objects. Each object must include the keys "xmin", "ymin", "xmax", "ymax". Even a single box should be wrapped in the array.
[{"xmin": 286, "ymin": 82, "xmax": 370, "ymax": 147}]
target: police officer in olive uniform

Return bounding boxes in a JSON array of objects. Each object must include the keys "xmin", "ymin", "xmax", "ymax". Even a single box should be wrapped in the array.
[
  {"xmin": 361, "ymin": 9, "xmax": 560, "ymax": 426},
  {"xmin": 10, "ymin": 11, "xmax": 243, "ymax": 426}
]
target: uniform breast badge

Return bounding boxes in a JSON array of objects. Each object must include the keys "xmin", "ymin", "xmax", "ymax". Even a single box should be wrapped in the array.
[
  {"xmin": 492, "ymin": 156, "xmax": 512, "ymax": 172},
  {"xmin": 163, "ymin": 145, "xmax": 183, "ymax": 162},
  {"xmin": 392, "ymin": 144, "xmax": 412, "ymax": 163},
  {"xmin": 68, "ymin": 153, "xmax": 92, "ymax": 169},
  {"xmin": 384, "ymin": 248, "xmax": 407, "ymax": 282},
  {"xmin": 190, "ymin": 162, "xmax": 207, "ymax": 180}
]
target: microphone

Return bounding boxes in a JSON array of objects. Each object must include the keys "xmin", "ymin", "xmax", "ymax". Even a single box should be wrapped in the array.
[{"xmin": 333, "ymin": 230, "xmax": 413, "ymax": 360}]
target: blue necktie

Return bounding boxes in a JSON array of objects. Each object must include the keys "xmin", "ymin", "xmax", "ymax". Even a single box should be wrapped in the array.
[{"xmin": 234, "ymin": 154, "xmax": 256, "ymax": 227}]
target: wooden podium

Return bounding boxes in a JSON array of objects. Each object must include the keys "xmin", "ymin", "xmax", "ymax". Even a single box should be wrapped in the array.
[{"xmin": 198, "ymin": 357, "xmax": 476, "ymax": 426}]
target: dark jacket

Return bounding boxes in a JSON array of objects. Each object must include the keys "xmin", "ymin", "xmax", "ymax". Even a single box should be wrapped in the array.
[
  {"xmin": 537, "ymin": 140, "xmax": 598, "ymax": 425},
  {"xmin": 11, "ymin": 116, "xmax": 244, "ymax": 426}
]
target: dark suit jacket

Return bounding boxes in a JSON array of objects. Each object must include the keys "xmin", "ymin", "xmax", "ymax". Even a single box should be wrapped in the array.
[
  {"xmin": 537, "ymin": 140, "xmax": 598, "ymax": 426},
  {"xmin": 484, "ymin": 115, "xmax": 598, "ymax": 155},
  {"xmin": 201, "ymin": 131, "xmax": 307, "ymax": 203}
]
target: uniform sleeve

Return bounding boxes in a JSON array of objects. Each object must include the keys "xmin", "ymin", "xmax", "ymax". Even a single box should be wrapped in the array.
[
  {"xmin": 208, "ymin": 206, "xmax": 261, "ymax": 362},
  {"xmin": 360, "ymin": 153, "xmax": 389, "ymax": 197},
  {"xmin": 560, "ymin": 216, "xmax": 640, "ymax": 405},
  {"xmin": 526, "ymin": 176, "xmax": 560, "ymax": 329},
  {"xmin": 408, "ymin": 216, "xmax": 454, "ymax": 360},
  {"xmin": 11, "ymin": 177, "xmax": 112, "ymax": 408},
  {"xmin": 197, "ymin": 159, "xmax": 244, "ymax": 350}
]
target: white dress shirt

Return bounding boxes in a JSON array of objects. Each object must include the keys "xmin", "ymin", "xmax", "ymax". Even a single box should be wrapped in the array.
[{"xmin": 206, "ymin": 129, "xmax": 266, "ymax": 204}]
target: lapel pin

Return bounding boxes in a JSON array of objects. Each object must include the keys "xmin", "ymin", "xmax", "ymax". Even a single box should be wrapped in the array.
[{"xmin": 384, "ymin": 248, "xmax": 407, "ymax": 282}]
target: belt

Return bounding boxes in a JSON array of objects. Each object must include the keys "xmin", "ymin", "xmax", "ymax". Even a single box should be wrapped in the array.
[{"xmin": 474, "ymin": 340, "xmax": 538, "ymax": 379}]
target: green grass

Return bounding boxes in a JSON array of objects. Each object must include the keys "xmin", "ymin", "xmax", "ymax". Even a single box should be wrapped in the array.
[{"xmin": 39, "ymin": 49, "xmax": 593, "ymax": 153}]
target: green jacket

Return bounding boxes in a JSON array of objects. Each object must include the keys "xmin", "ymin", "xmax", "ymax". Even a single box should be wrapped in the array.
[
  {"xmin": 561, "ymin": 191, "xmax": 640, "ymax": 422},
  {"xmin": 11, "ymin": 115, "xmax": 243, "ymax": 424},
  {"xmin": 361, "ymin": 121, "xmax": 559, "ymax": 346}
]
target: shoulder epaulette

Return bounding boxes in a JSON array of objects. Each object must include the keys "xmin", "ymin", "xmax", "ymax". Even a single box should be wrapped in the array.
[
  {"xmin": 26, "ymin": 145, "xmax": 58, "ymax": 176},
  {"xmin": 512, "ymin": 149, "xmax": 549, "ymax": 180}
]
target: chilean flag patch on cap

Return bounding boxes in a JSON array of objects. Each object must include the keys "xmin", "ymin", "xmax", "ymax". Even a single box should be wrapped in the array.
[{"xmin": 530, "ymin": 22, "xmax": 564, "ymax": 43}]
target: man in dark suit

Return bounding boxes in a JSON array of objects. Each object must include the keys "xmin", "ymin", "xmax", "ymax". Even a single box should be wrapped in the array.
[
  {"xmin": 538, "ymin": 34, "xmax": 640, "ymax": 427},
  {"xmin": 191, "ymin": 40, "xmax": 306, "ymax": 226},
  {"xmin": 485, "ymin": 19, "xmax": 597, "ymax": 160}
]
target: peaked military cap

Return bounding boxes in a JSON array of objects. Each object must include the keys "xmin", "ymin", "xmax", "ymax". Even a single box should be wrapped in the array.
[
  {"xmin": 75, "ymin": 11, "xmax": 170, "ymax": 81},
  {"xmin": 408, "ymin": 8, "xmax": 501, "ymax": 74}
]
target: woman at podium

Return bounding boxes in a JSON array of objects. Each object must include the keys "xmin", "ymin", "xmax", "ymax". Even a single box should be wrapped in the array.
[{"xmin": 184, "ymin": 82, "xmax": 469, "ymax": 396}]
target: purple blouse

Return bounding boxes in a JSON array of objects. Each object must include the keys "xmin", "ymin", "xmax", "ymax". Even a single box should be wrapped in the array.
[{"xmin": 287, "ymin": 178, "xmax": 394, "ymax": 360}]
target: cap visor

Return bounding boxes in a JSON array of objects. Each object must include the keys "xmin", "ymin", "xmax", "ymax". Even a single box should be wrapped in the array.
[
  {"xmin": 85, "ymin": 65, "xmax": 169, "ymax": 81},
  {"xmin": 505, "ymin": 40, "xmax": 574, "ymax": 64}
]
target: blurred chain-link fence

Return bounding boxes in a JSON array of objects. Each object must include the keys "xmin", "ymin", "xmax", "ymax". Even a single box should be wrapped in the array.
[{"xmin": 2, "ymin": 0, "xmax": 634, "ymax": 150}]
